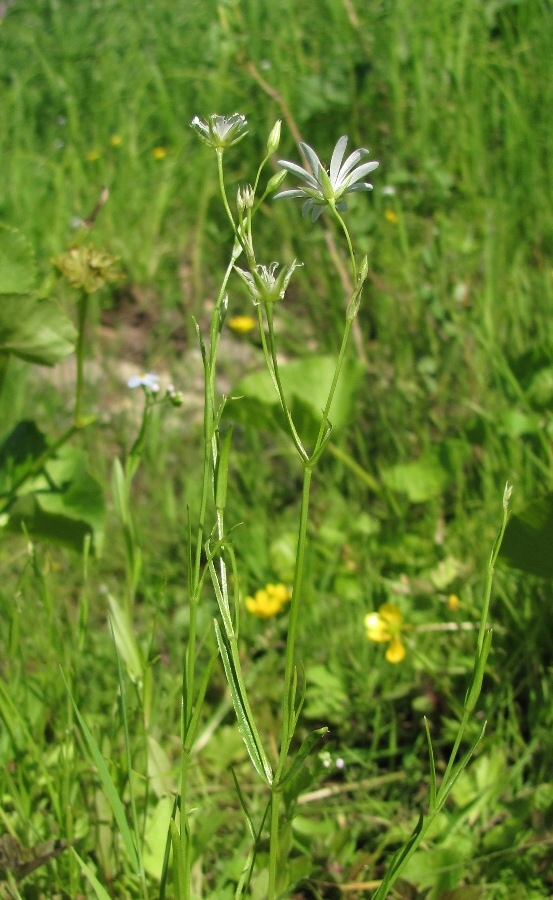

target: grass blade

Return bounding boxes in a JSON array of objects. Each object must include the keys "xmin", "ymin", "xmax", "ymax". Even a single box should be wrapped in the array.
[{"xmin": 62, "ymin": 672, "xmax": 140, "ymax": 874}]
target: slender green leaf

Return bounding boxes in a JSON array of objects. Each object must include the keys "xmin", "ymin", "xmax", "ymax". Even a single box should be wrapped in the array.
[
  {"xmin": 424, "ymin": 717, "xmax": 437, "ymax": 811},
  {"xmin": 111, "ymin": 619, "xmax": 145, "ymax": 888},
  {"xmin": 63, "ymin": 675, "xmax": 140, "ymax": 874},
  {"xmin": 108, "ymin": 594, "xmax": 144, "ymax": 685},
  {"xmin": 214, "ymin": 619, "xmax": 273, "ymax": 784},
  {"xmin": 277, "ymin": 727, "xmax": 328, "ymax": 791},
  {"xmin": 169, "ymin": 818, "xmax": 185, "ymax": 897},
  {"xmin": 437, "ymin": 722, "xmax": 487, "ymax": 808},
  {"xmin": 70, "ymin": 848, "xmax": 112, "ymax": 900}
]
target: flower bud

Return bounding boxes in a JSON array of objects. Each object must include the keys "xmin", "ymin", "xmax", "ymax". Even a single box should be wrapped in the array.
[
  {"xmin": 266, "ymin": 120, "xmax": 282, "ymax": 155},
  {"xmin": 266, "ymin": 170, "xmax": 288, "ymax": 194}
]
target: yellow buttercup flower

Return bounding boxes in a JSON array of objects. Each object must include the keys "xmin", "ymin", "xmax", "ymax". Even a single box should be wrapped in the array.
[
  {"xmin": 384, "ymin": 209, "xmax": 398, "ymax": 224},
  {"xmin": 364, "ymin": 602, "xmax": 406, "ymax": 663},
  {"xmin": 447, "ymin": 593, "xmax": 461, "ymax": 612},
  {"xmin": 152, "ymin": 146, "xmax": 167, "ymax": 160},
  {"xmin": 109, "ymin": 134, "xmax": 123, "ymax": 147},
  {"xmin": 228, "ymin": 314, "xmax": 256, "ymax": 334},
  {"xmin": 245, "ymin": 583, "xmax": 291, "ymax": 618}
]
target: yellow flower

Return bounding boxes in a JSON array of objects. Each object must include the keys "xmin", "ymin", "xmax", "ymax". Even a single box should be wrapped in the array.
[
  {"xmin": 364, "ymin": 602, "xmax": 406, "ymax": 663},
  {"xmin": 152, "ymin": 146, "xmax": 167, "ymax": 160},
  {"xmin": 384, "ymin": 209, "xmax": 398, "ymax": 224},
  {"xmin": 228, "ymin": 314, "xmax": 256, "ymax": 334},
  {"xmin": 245, "ymin": 583, "xmax": 291, "ymax": 618},
  {"xmin": 109, "ymin": 134, "xmax": 122, "ymax": 147},
  {"xmin": 447, "ymin": 593, "xmax": 461, "ymax": 612},
  {"xmin": 85, "ymin": 150, "xmax": 101, "ymax": 161}
]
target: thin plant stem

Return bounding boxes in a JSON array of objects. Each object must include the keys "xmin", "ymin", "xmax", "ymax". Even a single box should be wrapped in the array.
[
  {"xmin": 268, "ymin": 464, "xmax": 313, "ymax": 898},
  {"xmin": 311, "ymin": 317, "xmax": 353, "ymax": 462},
  {"xmin": 331, "ymin": 205, "xmax": 357, "ymax": 281},
  {"xmin": 178, "ymin": 250, "xmax": 237, "ymax": 898},
  {"xmin": 74, "ymin": 290, "xmax": 89, "ymax": 426},
  {"xmin": 0, "ymin": 353, "xmax": 9, "ymax": 404},
  {"xmin": 264, "ymin": 304, "xmax": 308, "ymax": 460}
]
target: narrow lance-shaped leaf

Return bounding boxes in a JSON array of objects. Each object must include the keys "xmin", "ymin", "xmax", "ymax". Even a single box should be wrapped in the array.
[{"xmin": 213, "ymin": 619, "xmax": 273, "ymax": 784}]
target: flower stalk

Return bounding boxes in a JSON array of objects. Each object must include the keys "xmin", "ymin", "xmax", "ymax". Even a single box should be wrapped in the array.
[{"xmin": 189, "ymin": 116, "xmax": 377, "ymax": 899}]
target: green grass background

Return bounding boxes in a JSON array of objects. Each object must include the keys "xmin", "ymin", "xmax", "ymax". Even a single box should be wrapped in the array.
[{"xmin": 1, "ymin": 0, "xmax": 553, "ymax": 896}]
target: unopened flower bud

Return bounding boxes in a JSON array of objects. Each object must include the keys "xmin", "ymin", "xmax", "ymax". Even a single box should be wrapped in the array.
[
  {"xmin": 267, "ymin": 120, "xmax": 282, "ymax": 155},
  {"xmin": 266, "ymin": 170, "xmax": 287, "ymax": 195}
]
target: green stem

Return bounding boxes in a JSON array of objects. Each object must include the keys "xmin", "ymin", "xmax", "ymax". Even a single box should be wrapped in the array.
[
  {"xmin": 267, "ymin": 789, "xmax": 282, "ymax": 898},
  {"xmin": 331, "ymin": 205, "xmax": 357, "ymax": 281},
  {"xmin": 311, "ymin": 318, "xmax": 353, "ymax": 462},
  {"xmin": 264, "ymin": 304, "xmax": 308, "ymax": 461},
  {"xmin": 179, "ymin": 246, "xmax": 237, "ymax": 898},
  {"xmin": 268, "ymin": 464, "xmax": 313, "ymax": 898},
  {"xmin": 0, "ymin": 353, "xmax": 9, "ymax": 405},
  {"xmin": 74, "ymin": 290, "xmax": 89, "ymax": 426},
  {"xmin": 216, "ymin": 150, "xmax": 252, "ymax": 265}
]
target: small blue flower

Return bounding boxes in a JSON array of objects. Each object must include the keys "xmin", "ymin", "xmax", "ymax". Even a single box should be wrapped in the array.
[
  {"xmin": 190, "ymin": 114, "xmax": 248, "ymax": 150},
  {"xmin": 275, "ymin": 135, "xmax": 378, "ymax": 221},
  {"xmin": 127, "ymin": 373, "xmax": 160, "ymax": 392}
]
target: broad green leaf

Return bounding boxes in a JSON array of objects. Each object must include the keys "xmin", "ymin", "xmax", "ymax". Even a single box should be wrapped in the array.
[
  {"xmin": 147, "ymin": 734, "xmax": 175, "ymax": 799},
  {"xmin": 304, "ymin": 665, "xmax": 349, "ymax": 725},
  {"xmin": 230, "ymin": 356, "xmax": 364, "ymax": 443},
  {"xmin": 5, "ymin": 446, "xmax": 105, "ymax": 553},
  {"xmin": 0, "ymin": 225, "xmax": 36, "ymax": 294},
  {"xmin": 143, "ymin": 796, "xmax": 174, "ymax": 881},
  {"xmin": 525, "ymin": 365, "xmax": 553, "ymax": 408},
  {"xmin": 498, "ymin": 408, "xmax": 542, "ymax": 437},
  {"xmin": 0, "ymin": 293, "xmax": 76, "ymax": 365},
  {"xmin": 0, "ymin": 420, "xmax": 48, "ymax": 496},
  {"xmin": 402, "ymin": 839, "xmax": 473, "ymax": 896},
  {"xmin": 500, "ymin": 493, "xmax": 553, "ymax": 577},
  {"xmin": 381, "ymin": 440, "xmax": 468, "ymax": 503}
]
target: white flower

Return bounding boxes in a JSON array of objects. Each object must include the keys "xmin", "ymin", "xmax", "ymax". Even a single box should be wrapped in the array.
[
  {"xmin": 275, "ymin": 135, "xmax": 378, "ymax": 221},
  {"xmin": 234, "ymin": 260, "xmax": 302, "ymax": 305},
  {"xmin": 190, "ymin": 114, "xmax": 248, "ymax": 149},
  {"xmin": 127, "ymin": 373, "xmax": 160, "ymax": 392}
]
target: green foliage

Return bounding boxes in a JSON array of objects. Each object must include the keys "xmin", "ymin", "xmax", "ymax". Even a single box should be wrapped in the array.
[
  {"xmin": 501, "ymin": 493, "xmax": 553, "ymax": 578},
  {"xmin": 231, "ymin": 355, "xmax": 364, "ymax": 448},
  {"xmin": 0, "ymin": 0, "xmax": 552, "ymax": 896},
  {"xmin": 0, "ymin": 225, "xmax": 76, "ymax": 366}
]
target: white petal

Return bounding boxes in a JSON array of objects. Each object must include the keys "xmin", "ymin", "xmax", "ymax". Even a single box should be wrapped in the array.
[
  {"xmin": 273, "ymin": 189, "xmax": 311, "ymax": 200},
  {"xmin": 345, "ymin": 182, "xmax": 373, "ymax": 193},
  {"xmin": 278, "ymin": 159, "xmax": 320, "ymax": 190},
  {"xmin": 330, "ymin": 136, "xmax": 348, "ymax": 183},
  {"xmin": 338, "ymin": 147, "xmax": 370, "ymax": 180},
  {"xmin": 346, "ymin": 160, "xmax": 379, "ymax": 183},
  {"xmin": 299, "ymin": 142, "xmax": 324, "ymax": 182}
]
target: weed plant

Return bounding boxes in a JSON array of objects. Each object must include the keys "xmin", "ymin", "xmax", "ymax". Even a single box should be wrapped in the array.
[{"xmin": 0, "ymin": 0, "xmax": 553, "ymax": 897}]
